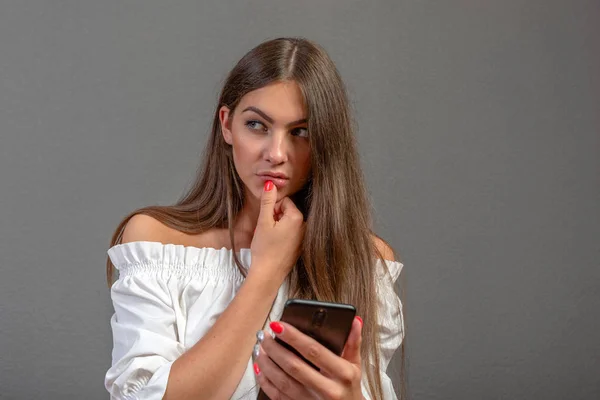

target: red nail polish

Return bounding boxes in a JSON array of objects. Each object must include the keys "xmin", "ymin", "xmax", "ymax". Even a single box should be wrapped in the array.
[
  {"xmin": 270, "ymin": 321, "xmax": 284, "ymax": 334},
  {"xmin": 264, "ymin": 181, "xmax": 274, "ymax": 191},
  {"xmin": 355, "ymin": 316, "xmax": 363, "ymax": 327},
  {"xmin": 253, "ymin": 362, "xmax": 261, "ymax": 375}
]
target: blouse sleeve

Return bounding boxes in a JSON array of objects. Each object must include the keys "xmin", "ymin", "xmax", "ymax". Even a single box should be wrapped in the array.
[
  {"xmin": 104, "ymin": 241, "xmax": 247, "ymax": 400},
  {"xmin": 361, "ymin": 259, "xmax": 405, "ymax": 400},
  {"xmin": 104, "ymin": 271, "xmax": 185, "ymax": 400}
]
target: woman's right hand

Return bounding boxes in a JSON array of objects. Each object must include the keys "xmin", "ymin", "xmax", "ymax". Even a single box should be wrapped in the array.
[{"xmin": 249, "ymin": 181, "xmax": 305, "ymax": 284}]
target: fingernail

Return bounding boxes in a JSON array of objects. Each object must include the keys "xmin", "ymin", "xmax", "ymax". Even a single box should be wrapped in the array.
[
  {"xmin": 256, "ymin": 330, "xmax": 265, "ymax": 343},
  {"xmin": 355, "ymin": 316, "xmax": 363, "ymax": 327},
  {"xmin": 270, "ymin": 321, "xmax": 284, "ymax": 335},
  {"xmin": 253, "ymin": 343, "xmax": 260, "ymax": 359},
  {"xmin": 264, "ymin": 181, "xmax": 274, "ymax": 191},
  {"xmin": 253, "ymin": 362, "xmax": 261, "ymax": 375}
]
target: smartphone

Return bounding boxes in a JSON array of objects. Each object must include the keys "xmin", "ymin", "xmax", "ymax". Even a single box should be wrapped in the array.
[{"xmin": 257, "ymin": 299, "xmax": 356, "ymax": 399}]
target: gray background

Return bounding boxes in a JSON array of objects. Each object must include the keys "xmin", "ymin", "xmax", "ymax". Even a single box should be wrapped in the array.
[{"xmin": 0, "ymin": 1, "xmax": 598, "ymax": 399}]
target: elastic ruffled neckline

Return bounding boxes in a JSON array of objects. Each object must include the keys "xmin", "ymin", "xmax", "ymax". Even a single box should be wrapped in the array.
[
  {"xmin": 107, "ymin": 241, "xmax": 252, "ymax": 284},
  {"xmin": 107, "ymin": 240, "xmax": 403, "ymax": 283}
]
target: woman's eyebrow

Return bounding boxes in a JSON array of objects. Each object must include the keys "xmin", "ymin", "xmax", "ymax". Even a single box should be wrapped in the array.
[{"xmin": 242, "ymin": 106, "xmax": 307, "ymax": 127}]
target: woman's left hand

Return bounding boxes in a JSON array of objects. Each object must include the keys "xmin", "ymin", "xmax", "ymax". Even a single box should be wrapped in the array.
[{"xmin": 254, "ymin": 316, "xmax": 365, "ymax": 400}]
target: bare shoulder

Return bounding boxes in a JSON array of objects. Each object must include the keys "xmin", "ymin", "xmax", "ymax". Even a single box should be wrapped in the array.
[
  {"xmin": 121, "ymin": 213, "xmax": 172, "ymax": 244},
  {"xmin": 120, "ymin": 213, "xmax": 231, "ymax": 249},
  {"xmin": 372, "ymin": 234, "xmax": 400, "ymax": 263}
]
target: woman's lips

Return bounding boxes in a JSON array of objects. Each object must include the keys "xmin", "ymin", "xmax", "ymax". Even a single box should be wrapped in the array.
[{"xmin": 257, "ymin": 174, "xmax": 289, "ymax": 188}]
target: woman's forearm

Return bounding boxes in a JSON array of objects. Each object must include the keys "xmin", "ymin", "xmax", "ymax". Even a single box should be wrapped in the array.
[{"xmin": 163, "ymin": 271, "xmax": 280, "ymax": 400}]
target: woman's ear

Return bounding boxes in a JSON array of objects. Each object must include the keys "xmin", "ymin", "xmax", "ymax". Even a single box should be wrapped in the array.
[{"xmin": 219, "ymin": 106, "xmax": 233, "ymax": 145}]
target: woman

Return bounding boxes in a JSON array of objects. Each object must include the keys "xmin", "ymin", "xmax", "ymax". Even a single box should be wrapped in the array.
[{"xmin": 105, "ymin": 37, "xmax": 406, "ymax": 400}]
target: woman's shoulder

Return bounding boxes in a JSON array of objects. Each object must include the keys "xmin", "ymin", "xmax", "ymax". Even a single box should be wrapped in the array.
[
  {"xmin": 120, "ymin": 213, "xmax": 172, "ymax": 244},
  {"xmin": 372, "ymin": 234, "xmax": 403, "ymax": 282},
  {"xmin": 371, "ymin": 234, "xmax": 400, "ymax": 263},
  {"xmin": 109, "ymin": 214, "xmax": 249, "ymax": 280},
  {"xmin": 120, "ymin": 213, "xmax": 228, "ymax": 249}
]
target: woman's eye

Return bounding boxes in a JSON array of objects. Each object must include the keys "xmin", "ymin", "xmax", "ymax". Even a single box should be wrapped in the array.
[
  {"xmin": 292, "ymin": 127, "xmax": 308, "ymax": 138},
  {"xmin": 245, "ymin": 120, "xmax": 266, "ymax": 131}
]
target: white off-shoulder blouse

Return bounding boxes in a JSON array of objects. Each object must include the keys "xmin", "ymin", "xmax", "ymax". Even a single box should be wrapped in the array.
[{"xmin": 105, "ymin": 241, "xmax": 404, "ymax": 400}]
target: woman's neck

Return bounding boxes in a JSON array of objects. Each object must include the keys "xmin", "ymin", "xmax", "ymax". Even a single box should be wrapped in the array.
[{"xmin": 234, "ymin": 194, "xmax": 260, "ymax": 236}]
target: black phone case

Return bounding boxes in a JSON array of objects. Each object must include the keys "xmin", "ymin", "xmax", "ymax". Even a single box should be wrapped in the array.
[{"xmin": 257, "ymin": 299, "xmax": 356, "ymax": 399}]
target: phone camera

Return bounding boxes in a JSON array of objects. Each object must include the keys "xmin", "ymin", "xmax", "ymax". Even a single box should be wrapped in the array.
[{"xmin": 312, "ymin": 308, "xmax": 327, "ymax": 327}]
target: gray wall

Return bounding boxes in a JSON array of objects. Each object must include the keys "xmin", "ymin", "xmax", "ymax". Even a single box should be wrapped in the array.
[{"xmin": 1, "ymin": 1, "xmax": 598, "ymax": 399}]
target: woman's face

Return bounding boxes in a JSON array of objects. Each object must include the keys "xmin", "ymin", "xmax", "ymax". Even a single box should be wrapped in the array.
[{"xmin": 219, "ymin": 80, "xmax": 311, "ymax": 202}]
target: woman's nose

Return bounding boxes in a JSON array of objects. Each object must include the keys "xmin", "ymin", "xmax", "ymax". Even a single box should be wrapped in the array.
[{"xmin": 264, "ymin": 132, "xmax": 288, "ymax": 164}]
